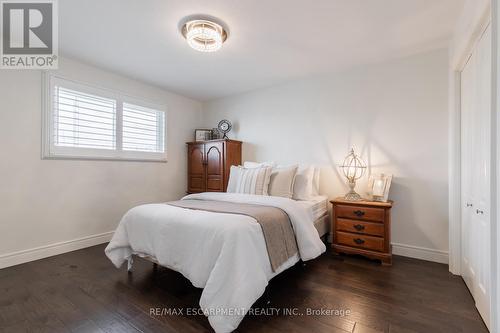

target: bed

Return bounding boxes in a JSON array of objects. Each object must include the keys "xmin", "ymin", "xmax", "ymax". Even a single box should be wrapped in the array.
[
  {"xmin": 296, "ymin": 195, "xmax": 329, "ymax": 237},
  {"xmin": 105, "ymin": 192, "xmax": 328, "ymax": 333}
]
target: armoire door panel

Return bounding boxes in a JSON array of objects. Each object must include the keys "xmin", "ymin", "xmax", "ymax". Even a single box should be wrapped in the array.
[
  {"xmin": 205, "ymin": 142, "xmax": 224, "ymax": 192},
  {"xmin": 188, "ymin": 144, "xmax": 205, "ymax": 176},
  {"xmin": 207, "ymin": 178, "xmax": 223, "ymax": 191},
  {"xmin": 188, "ymin": 144, "xmax": 205, "ymax": 193},
  {"xmin": 189, "ymin": 176, "xmax": 205, "ymax": 193}
]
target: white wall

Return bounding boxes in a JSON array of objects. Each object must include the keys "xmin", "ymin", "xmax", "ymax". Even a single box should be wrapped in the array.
[
  {"xmin": 202, "ymin": 49, "xmax": 450, "ymax": 263},
  {"xmin": 0, "ymin": 57, "xmax": 202, "ymax": 268},
  {"xmin": 0, "ymin": 50, "xmax": 451, "ymax": 266}
]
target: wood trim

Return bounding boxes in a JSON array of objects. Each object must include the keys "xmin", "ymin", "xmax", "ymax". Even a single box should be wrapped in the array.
[
  {"xmin": 385, "ymin": 203, "xmax": 391, "ymax": 253},
  {"xmin": 330, "ymin": 198, "xmax": 393, "ymax": 208},
  {"xmin": 186, "ymin": 139, "xmax": 243, "ymax": 145},
  {"xmin": 333, "ymin": 244, "xmax": 392, "ymax": 265}
]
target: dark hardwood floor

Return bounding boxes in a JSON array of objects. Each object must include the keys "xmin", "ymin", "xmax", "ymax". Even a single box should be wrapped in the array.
[{"xmin": 0, "ymin": 244, "xmax": 488, "ymax": 333}]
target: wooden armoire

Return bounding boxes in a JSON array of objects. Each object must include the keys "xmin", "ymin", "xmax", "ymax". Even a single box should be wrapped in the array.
[{"xmin": 187, "ymin": 139, "xmax": 242, "ymax": 194}]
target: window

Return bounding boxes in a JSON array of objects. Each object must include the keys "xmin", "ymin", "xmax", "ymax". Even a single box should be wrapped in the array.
[
  {"xmin": 43, "ymin": 75, "xmax": 167, "ymax": 161},
  {"xmin": 54, "ymin": 87, "xmax": 117, "ymax": 150},
  {"xmin": 122, "ymin": 103, "xmax": 165, "ymax": 153}
]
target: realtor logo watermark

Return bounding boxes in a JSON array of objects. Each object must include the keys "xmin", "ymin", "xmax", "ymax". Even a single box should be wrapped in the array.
[{"xmin": 1, "ymin": 0, "xmax": 58, "ymax": 69}]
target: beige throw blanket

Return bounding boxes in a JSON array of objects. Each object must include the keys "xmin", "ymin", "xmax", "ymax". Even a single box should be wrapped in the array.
[{"xmin": 167, "ymin": 199, "xmax": 298, "ymax": 271}]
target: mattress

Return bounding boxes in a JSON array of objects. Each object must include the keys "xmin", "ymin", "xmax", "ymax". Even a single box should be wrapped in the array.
[
  {"xmin": 313, "ymin": 214, "xmax": 330, "ymax": 237},
  {"xmin": 296, "ymin": 195, "xmax": 328, "ymax": 220}
]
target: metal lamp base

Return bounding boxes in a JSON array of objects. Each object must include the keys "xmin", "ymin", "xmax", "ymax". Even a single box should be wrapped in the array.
[{"xmin": 344, "ymin": 180, "xmax": 363, "ymax": 201}]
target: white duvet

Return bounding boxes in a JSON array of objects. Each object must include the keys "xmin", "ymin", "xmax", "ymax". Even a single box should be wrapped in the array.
[{"xmin": 105, "ymin": 192, "xmax": 326, "ymax": 332}]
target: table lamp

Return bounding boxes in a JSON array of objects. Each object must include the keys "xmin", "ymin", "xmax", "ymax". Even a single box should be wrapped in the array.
[{"xmin": 340, "ymin": 148, "xmax": 366, "ymax": 201}]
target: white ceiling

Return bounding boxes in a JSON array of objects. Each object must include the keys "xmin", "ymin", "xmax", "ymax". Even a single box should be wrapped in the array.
[{"xmin": 60, "ymin": 0, "xmax": 464, "ymax": 101}]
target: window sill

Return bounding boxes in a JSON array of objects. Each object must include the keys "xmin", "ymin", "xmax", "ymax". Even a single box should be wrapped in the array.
[
  {"xmin": 42, "ymin": 149, "xmax": 167, "ymax": 163},
  {"xmin": 41, "ymin": 155, "xmax": 168, "ymax": 163}
]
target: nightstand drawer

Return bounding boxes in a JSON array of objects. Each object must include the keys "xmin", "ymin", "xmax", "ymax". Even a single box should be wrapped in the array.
[
  {"xmin": 335, "ymin": 205, "xmax": 385, "ymax": 222},
  {"xmin": 336, "ymin": 218, "xmax": 384, "ymax": 237},
  {"xmin": 336, "ymin": 231, "xmax": 384, "ymax": 252}
]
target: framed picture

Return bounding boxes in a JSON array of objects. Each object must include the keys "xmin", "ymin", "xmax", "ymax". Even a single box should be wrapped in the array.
[
  {"xmin": 367, "ymin": 173, "xmax": 392, "ymax": 202},
  {"xmin": 211, "ymin": 128, "xmax": 221, "ymax": 140},
  {"xmin": 194, "ymin": 129, "xmax": 212, "ymax": 141}
]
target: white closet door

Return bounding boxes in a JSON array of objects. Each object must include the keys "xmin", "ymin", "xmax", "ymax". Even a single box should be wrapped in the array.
[
  {"xmin": 472, "ymin": 24, "xmax": 491, "ymax": 328},
  {"xmin": 460, "ymin": 24, "xmax": 491, "ymax": 330},
  {"xmin": 460, "ymin": 48, "xmax": 476, "ymax": 293}
]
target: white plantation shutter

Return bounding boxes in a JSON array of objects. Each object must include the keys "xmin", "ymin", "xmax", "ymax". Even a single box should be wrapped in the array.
[
  {"xmin": 44, "ymin": 75, "xmax": 167, "ymax": 161},
  {"xmin": 122, "ymin": 103, "xmax": 165, "ymax": 153},
  {"xmin": 54, "ymin": 86, "xmax": 116, "ymax": 150}
]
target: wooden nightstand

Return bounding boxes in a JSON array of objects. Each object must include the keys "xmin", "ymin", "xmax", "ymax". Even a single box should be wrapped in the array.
[{"xmin": 331, "ymin": 198, "xmax": 393, "ymax": 265}]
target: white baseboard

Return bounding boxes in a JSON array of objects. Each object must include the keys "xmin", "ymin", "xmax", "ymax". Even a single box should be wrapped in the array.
[
  {"xmin": 0, "ymin": 233, "xmax": 449, "ymax": 269},
  {"xmin": 392, "ymin": 242, "xmax": 449, "ymax": 264},
  {"xmin": 0, "ymin": 231, "xmax": 114, "ymax": 269}
]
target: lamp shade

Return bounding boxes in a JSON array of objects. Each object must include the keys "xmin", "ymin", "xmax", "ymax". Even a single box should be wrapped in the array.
[
  {"xmin": 340, "ymin": 148, "xmax": 366, "ymax": 182},
  {"xmin": 340, "ymin": 148, "xmax": 366, "ymax": 201}
]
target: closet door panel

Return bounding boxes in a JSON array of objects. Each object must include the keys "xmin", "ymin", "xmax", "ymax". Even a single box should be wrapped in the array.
[
  {"xmin": 460, "ymin": 50, "xmax": 476, "ymax": 292},
  {"xmin": 460, "ymin": 24, "xmax": 491, "ymax": 330},
  {"xmin": 472, "ymin": 24, "xmax": 491, "ymax": 327}
]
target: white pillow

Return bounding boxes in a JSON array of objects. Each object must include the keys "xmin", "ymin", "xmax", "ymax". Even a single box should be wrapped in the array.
[
  {"xmin": 268, "ymin": 165, "xmax": 298, "ymax": 198},
  {"xmin": 226, "ymin": 166, "xmax": 240, "ymax": 193},
  {"xmin": 243, "ymin": 161, "xmax": 276, "ymax": 168},
  {"xmin": 227, "ymin": 165, "xmax": 273, "ymax": 195},
  {"xmin": 292, "ymin": 166, "xmax": 315, "ymax": 200}
]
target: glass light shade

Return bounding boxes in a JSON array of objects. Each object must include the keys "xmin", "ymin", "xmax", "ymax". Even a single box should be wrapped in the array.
[
  {"xmin": 341, "ymin": 148, "xmax": 366, "ymax": 182},
  {"xmin": 340, "ymin": 148, "xmax": 367, "ymax": 201},
  {"xmin": 182, "ymin": 20, "xmax": 227, "ymax": 52}
]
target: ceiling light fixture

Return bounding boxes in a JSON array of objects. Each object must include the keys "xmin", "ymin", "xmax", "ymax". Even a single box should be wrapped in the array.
[{"xmin": 181, "ymin": 18, "xmax": 228, "ymax": 52}]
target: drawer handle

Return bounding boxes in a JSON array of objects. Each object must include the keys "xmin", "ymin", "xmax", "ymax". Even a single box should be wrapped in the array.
[
  {"xmin": 353, "ymin": 238, "xmax": 365, "ymax": 245},
  {"xmin": 353, "ymin": 224, "xmax": 365, "ymax": 231},
  {"xmin": 353, "ymin": 210, "xmax": 365, "ymax": 217}
]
